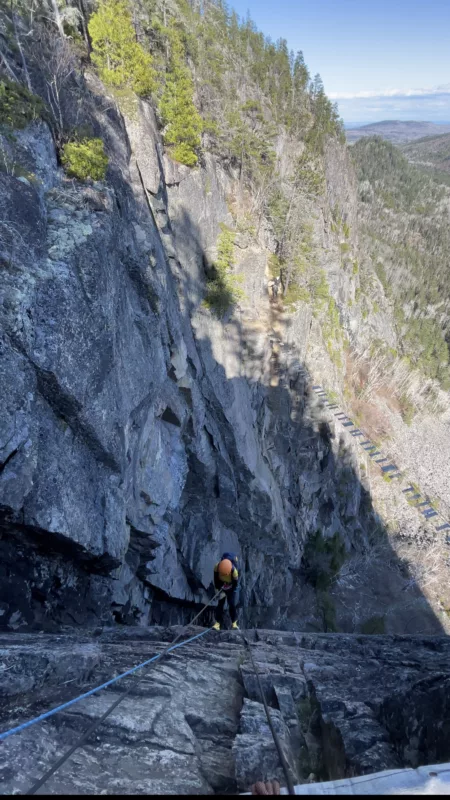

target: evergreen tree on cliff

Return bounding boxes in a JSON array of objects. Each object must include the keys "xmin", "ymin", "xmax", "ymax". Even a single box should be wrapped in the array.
[
  {"xmin": 159, "ymin": 23, "xmax": 203, "ymax": 167},
  {"xmin": 88, "ymin": 0, "xmax": 155, "ymax": 95}
]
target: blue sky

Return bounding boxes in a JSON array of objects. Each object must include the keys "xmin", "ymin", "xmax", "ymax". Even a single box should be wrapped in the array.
[{"xmin": 229, "ymin": 0, "xmax": 450, "ymax": 125}]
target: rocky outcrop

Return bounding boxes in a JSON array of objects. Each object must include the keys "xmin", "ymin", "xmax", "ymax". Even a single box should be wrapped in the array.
[{"xmin": 1, "ymin": 628, "xmax": 450, "ymax": 794}]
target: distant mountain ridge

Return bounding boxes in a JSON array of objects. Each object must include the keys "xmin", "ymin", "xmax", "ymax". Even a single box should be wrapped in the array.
[{"xmin": 346, "ymin": 120, "xmax": 450, "ymax": 144}]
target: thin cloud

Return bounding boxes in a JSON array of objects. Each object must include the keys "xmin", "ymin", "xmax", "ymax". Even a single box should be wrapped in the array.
[{"xmin": 330, "ymin": 83, "xmax": 450, "ymax": 100}]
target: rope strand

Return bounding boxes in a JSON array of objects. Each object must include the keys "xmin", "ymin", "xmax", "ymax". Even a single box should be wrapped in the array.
[
  {"xmin": 240, "ymin": 632, "xmax": 296, "ymax": 796},
  {"xmin": 21, "ymin": 590, "xmax": 222, "ymax": 795}
]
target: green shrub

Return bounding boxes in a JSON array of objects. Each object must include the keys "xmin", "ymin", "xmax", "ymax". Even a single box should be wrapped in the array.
[
  {"xmin": 204, "ymin": 225, "xmax": 245, "ymax": 315},
  {"xmin": 303, "ymin": 531, "xmax": 346, "ymax": 591},
  {"xmin": 312, "ymin": 270, "xmax": 330, "ymax": 302},
  {"xmin": 170, "ymin": 141, "xmax": 199, "ymax": 167},
  {"xmin": 294, "ymin": 148, "xmax": 325, "ymax": 195},
  {"xmin": 237, "ymin": 213, "xmax": 256, "ymax": 236},
  {"xmin": 268, "ymin": 253, "xmax": 282, "ymax": 278},
  {"xmin": 318, "ymin": 296, "xmax": 346, "ymax": 368},
  {"xmin": 0, "ymin": 78, "xmax": 45, "ymax": 130},
  {"xmin": 440, "ymin": 372, "xmax": 450, "ymax": 392},
  {"xmin": 61, "ymin": 138, "xmax": 108, "ymax": 181},
  {"xmin": 331, "ymin": 203, "xmax": 342, "ymax": 226},
  {"xmin": 203, "ymin": 278, "xmax": 238, "ymax": 315},
  {"xmin": 202, "ymin": 116, "xmax": 221, "ymax": 137},
  {"xmin": 283, "ymin": 283, "xmax": 310, "ymax": 310},
  {"xmin": 402, "ymin": 315, "xmax": 449, "ymax": 385}
]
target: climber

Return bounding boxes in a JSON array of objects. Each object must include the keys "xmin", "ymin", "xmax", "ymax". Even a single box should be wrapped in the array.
[
  {"xmin": 272, "ymin": 275, "xmax": 281, "ymax": 299},
  {"xmin": 212, "ymin": 552, "xmax": 239, "ymax": 631}
]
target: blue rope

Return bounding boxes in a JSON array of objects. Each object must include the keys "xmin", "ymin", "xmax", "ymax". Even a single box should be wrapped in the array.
[{"xmin": 0, "ymin": 628, "xmax": 210, "ymax": 744}]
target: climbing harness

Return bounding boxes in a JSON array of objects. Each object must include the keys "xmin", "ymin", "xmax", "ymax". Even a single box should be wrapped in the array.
[
  {"xmin": 239, "ymin": 631, "xmax": 296, "ymax": 796},
  {"xmin": 5, "ymin": 589, "xmax": 223, "ymax": 795}
]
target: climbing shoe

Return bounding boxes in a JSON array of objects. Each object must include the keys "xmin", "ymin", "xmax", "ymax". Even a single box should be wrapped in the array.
[
  {"xmin": 212, "ymin": 622, "xmax": 221, "ymax": 631},
  {"xmin": 232, "ymin": 621, "xmax": 239, "ymax": 629}
]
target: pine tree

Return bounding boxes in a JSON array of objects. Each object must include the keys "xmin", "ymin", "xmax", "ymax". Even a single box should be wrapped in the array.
[
  {"xmin": 310, "ymin": 73, "xmax": 324, "ymax": 99},
  {"xmin": 293, "ymin": 51, "xmax": 309, "ymax": 93},
  {"xmin": 159, "ymin": 24, "xmax": 203, "ymax": 166},
  {"xmin": 229, "ymin": 10, "xmax": 240, "ymax": 51},
  {"xmin": 306, "ymin": 73, "xmax": 343, "ymax": 151},
  {"xmin": 88, "ymin": 0, "xmax": 155, "ymax": 95},
  {"xmin": 227, "ymin": 102, "xmax": 273, "ymax": 187}
]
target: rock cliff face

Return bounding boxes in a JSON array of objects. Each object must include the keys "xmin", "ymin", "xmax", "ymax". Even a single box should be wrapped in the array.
[
  {"xmin": 1, "ymin": 628, "xmax": 450, "ymax": 794},
  {"xmin": 0, "ymin": 77, "xmax": 445, "ymax": 636},
  {"xmin": 0, "ymin": 84, "xmax": 377, "ymax": 633}
]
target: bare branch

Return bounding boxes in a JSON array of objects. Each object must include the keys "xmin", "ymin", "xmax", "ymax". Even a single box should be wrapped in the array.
[
  {"xmin": 49, "ymin": 0, "xmax": 65, "ymax": 37},
  {"xmin": 10, "ymin": 1, "xmax": 33, "ymax": 91}
]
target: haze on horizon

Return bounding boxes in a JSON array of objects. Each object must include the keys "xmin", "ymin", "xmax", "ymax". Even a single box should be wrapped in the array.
[{"xmin": 229, "ymin": 0, "xmax": 450, "ymax": 125}]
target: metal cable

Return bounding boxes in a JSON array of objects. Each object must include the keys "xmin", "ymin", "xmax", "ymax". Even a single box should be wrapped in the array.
[
  {"xmin": 24, "ymin": 589, "xmax": 222, "ymax": 795},
  {"xmin": 240, "ymin": 632, "xmax": 296, "ymax": 796}
]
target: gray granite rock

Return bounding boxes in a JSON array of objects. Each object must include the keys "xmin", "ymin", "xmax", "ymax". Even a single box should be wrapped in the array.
[
  {"xmin": 0, "ymin": 629, "xmax": 450, "ymax": 794},
  {"xmin": 0, "ymin": 88, "xmax": 444, "ymax": 639}
]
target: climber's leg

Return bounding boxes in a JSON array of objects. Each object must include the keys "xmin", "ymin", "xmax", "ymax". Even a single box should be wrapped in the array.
[
  {"xmin": 227, "ymin": 591, "xmax": 238, "ymax": 626},
  {"xmin": 214, "ymin": 594, "xmax": 226, "ymax": 629}
]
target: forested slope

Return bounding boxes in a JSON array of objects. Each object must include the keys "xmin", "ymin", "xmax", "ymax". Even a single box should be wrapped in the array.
[{"xmin": 351, "ymin": 136, "xmax": 450, "ymax": 389}]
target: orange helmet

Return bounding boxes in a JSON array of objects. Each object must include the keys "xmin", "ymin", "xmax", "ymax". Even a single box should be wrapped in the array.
[{"xmin": 218, "ymin": 559, "xmax": 233, "ymax": 579}]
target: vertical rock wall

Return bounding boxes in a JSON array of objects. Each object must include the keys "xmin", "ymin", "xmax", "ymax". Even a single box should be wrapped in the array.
[{"xmin": 0, "ymin": 89, "xmax": 402, "ymax": 631}]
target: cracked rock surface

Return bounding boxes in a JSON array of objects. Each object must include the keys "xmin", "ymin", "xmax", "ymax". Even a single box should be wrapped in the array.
[{"xmin": 0, "ymin": 628, "xmax": 450, "ymax": 794}]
